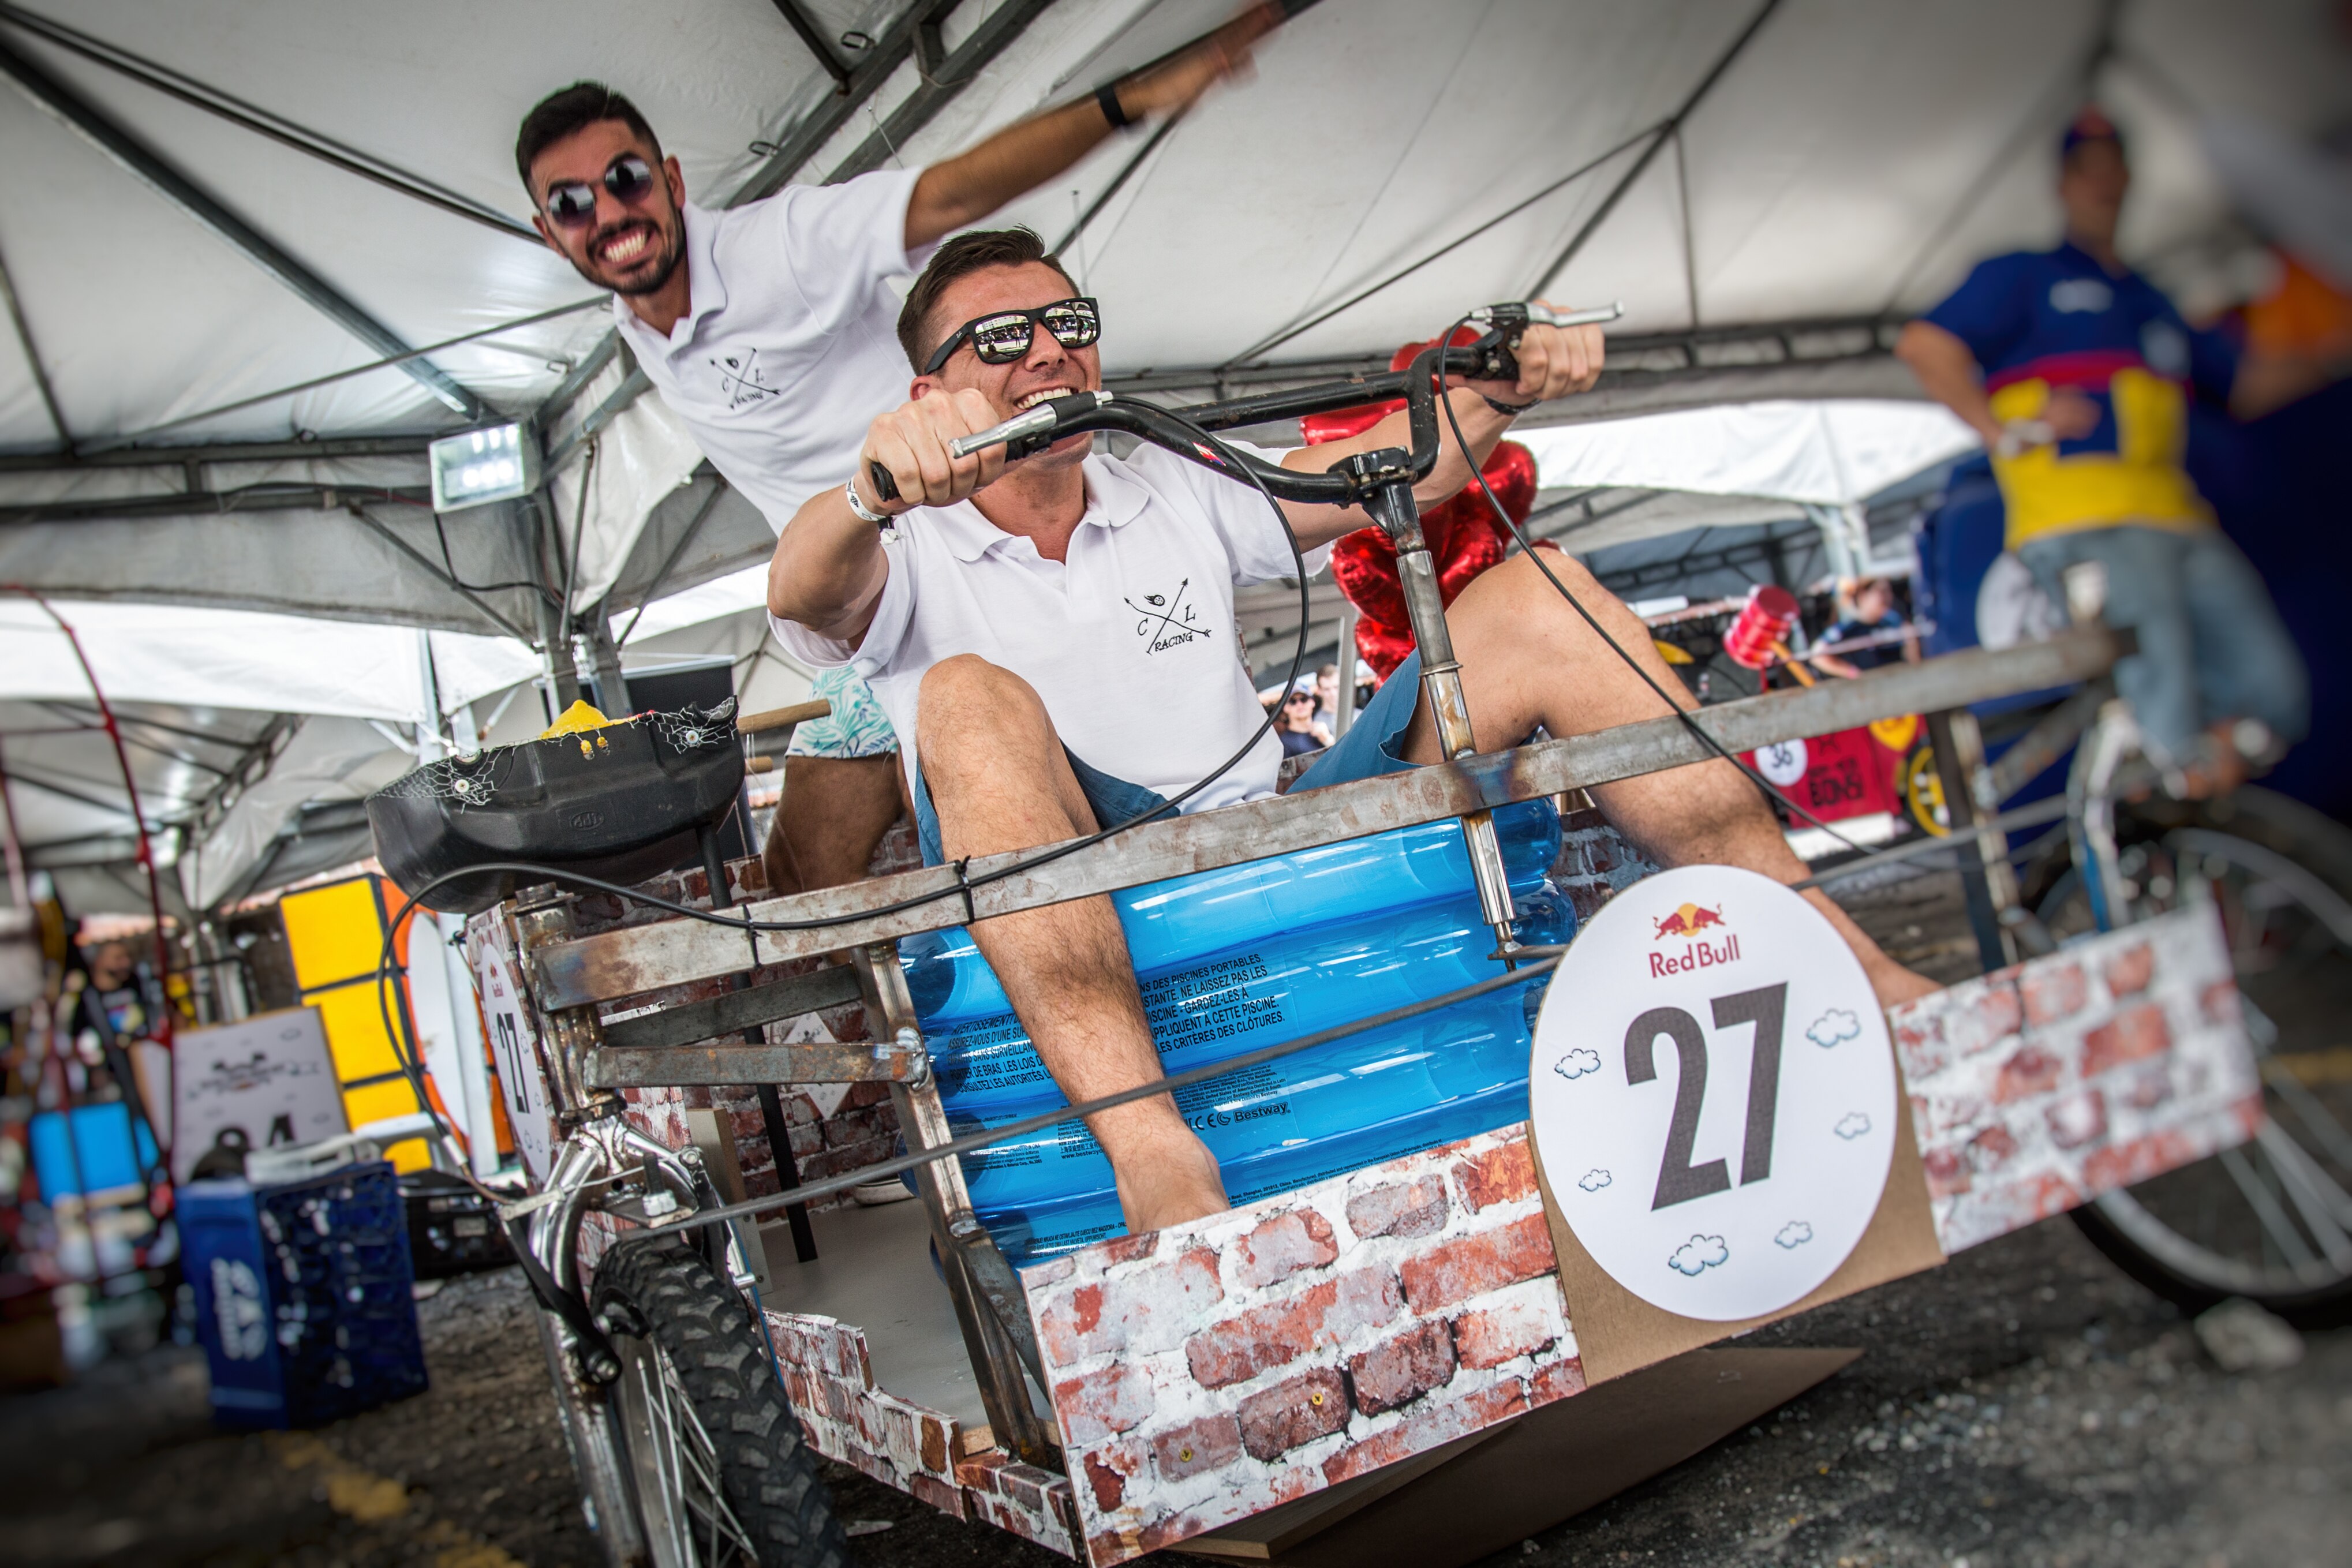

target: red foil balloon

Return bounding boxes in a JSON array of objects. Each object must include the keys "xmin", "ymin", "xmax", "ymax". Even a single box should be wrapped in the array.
[{"xmin": 1306, "ymin": 336, "xmax": 1543, "ymax": 682}]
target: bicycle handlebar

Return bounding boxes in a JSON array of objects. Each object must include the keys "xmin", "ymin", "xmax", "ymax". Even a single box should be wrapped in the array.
[{"xmin": 863, "ymin": 300, "xmax": 1620, "ymax": 507}]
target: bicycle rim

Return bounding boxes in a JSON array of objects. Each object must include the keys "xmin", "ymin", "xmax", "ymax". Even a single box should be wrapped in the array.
[
  {"xmin": 2047, "ymin": 821, "xmax": 2352, "ymax": 1314},
  {"xmin": 615, "ymin": 1332, "xmax": 762, "ymax": 1566}
]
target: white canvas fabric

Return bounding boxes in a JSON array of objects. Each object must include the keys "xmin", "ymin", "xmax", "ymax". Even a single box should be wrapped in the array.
[
  {"xmin": 770, "ymin": 441, "xmax": 1327, "ymax": 811},
  {"xmin": 612, "ymin": 173, "xmax": 932, "ymax": 536}
]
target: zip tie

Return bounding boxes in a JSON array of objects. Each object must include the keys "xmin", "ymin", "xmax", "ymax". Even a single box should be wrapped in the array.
[{"xmin": 953, "ymin": 856, "xmax": 978, "ymax": 926}]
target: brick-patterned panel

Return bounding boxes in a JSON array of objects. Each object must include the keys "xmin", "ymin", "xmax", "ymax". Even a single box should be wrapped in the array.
[
  {"xmin": 764, "ymin": 1309, "xmax": 1083, "ymax": 1555},
  {"xmin": 1024, "ymin": 1126, "xmax": 1584, "ymax": 1567},
  {"xmin": 1888, "ymin": 904, "xmax": 2261, "ymax": 1255}
]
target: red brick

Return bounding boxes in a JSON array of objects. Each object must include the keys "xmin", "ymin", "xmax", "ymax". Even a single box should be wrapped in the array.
[
  {"xmin": 1322, "ymin": 1379, "xmax": 1528, "ymax": 1486},
  {"xmin": 1150, "ymin": 1412, "xmax": 1242, "ymax": 1481},
  {"xmin": 2201, "ymin": 979, "xmax": 2241, "ymax": 1027},
  {"xmin": 1922, "ymin": 1146, "xmax": 1972, "ymax": 1199},
  {"xmin": 2045, "ymin": 1088, "xmax": 2107, "ymax": 1150},
  {"xmin": 1453, "ymin": 1296, "xmax": 1561, "ymax": 1370},
  {"xmin": 2022, "ymin": 963, "xmax": 2088, "ymax": 1026},
  {"xmin": 1053, "ymin": 1361, "xmax": 1156, "ymax": 1444},
  {"xmin": 918, "ymin": 1413, "xmax": 953, "ymax": 1476},
  {"xmin": 1992, "ymin": 1043, "xmax": 2065, "ymax": 1104},
  {"xmin": 1082, "ymin": 1450, "xmax": 1125, "ymax": 1513},
  {"xmin": 1094, "ymin": 1231, "xmax": 1160, "ymax": 1268},
  {"xmin": 908, "ymin": 1471, "xmax": 965, "ymax": 1520},
  {"xmin": 1236, "ymin": 1367, "xmax": 1350, "ymax": 1460},
  {"xmin": 2083, "ymin": 1127, "xmax": 2198, "ymax": 1192},
  {"xmin": 997, "ymin": 1463, "xmax": 1061, "ymax": 1515},
  {"xmin": 1952, "ymin": 981, "xmax": 2024, "ymax": 1055},
  {"xmin": 1233, "ymin": 1207, "xmax": 1340, "ymax": 1289},
  {"xmin": 1967, "ymin": 1123, "xmax": 2019, "ymax": 1173},
  {"xmin": 1349, "ymin": 1318, "xmax": 1457, "ymax": 1415},
  {"xmin": 1983, "ymin": 1170, "xmax": 2085, "ymax": 1226},
  {"xmin": 954, "ymin": 1451, "xmax": 1008, "ymax": 1494},
  {"xmin": 1453, "ymin": 1140, "xmax": 1538, "ymax": 1214},
  {"xmin": 1529, "ymin": 1356, "xmax": 1588, "ymax": 1406},
  {"xmin": 2082, "ymin": 1002, "xmax": 2172, "ymax": 1078},
  {"xmin": 1038, "ymin": 1245, "xmax": 1224, "ymax": 1363},
  {"xmin": 1183, "ymin": 1267, "xmax": 1401, "ymax": 1389},
  {"xmin": 1399, "ymin": 1212, "xmax": 1557, "ymax": 1312},
  {"xmin": 2125, "ymin": 1066, "xmax": 2175, "ymax": 1110},
  {"xmin": 2102, "ymin": 942, "xmax": 2155, "ymax": 997},
  {"xmin": 1893, "ymin": 1014, "xmax": 1949, "ymax": 1079},
  {"xmin": 1347, "ymin": 1176, "xmax": 1450, "ymax": 1241}
]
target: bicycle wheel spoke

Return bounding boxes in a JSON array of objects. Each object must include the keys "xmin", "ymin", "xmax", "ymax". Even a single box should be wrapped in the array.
[
  {"xmin": 2222, "ymin": 1144, "xmax": 2319, "ymax": 1271},
  {"xmin": 2256, "ymin": 1122, "xmax": 2352, "ymax": 1267},
  {"xmin": 2265, "ymin": 1062, "xmax": 2352, "ymax": 1171}
]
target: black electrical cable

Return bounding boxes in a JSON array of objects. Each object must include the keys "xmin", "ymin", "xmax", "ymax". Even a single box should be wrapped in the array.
[{"xmin": 1429, "ymin": 316, "xmax": 1872, "ymax": 858}]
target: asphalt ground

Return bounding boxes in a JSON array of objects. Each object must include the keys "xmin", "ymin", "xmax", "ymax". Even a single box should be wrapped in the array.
[{"xmin": 3, "ymin": 869, "xmax": 2346, "ymax": 1567}]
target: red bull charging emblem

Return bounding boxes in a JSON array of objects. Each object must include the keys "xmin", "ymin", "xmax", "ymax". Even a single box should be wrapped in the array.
[{"xmin": 1648, "ymin": 900, "xmax": 1741, "ymax": 976}]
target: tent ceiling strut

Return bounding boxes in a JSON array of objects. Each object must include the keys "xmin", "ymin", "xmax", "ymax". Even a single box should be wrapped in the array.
[
  {"xmin": 0, "ymin": 2, "xmax": 540, "ymax": 243},
  {"xmin": 0, "ymin": 34, "xmax": 487, "ymax": 422},
  {"xmin": 0, "ymin": 234, "xmax": 68, "ymax": 446},
  {"xmin": 1529, "ymin": 0, "xmax": 1783, "ymax": 298}
]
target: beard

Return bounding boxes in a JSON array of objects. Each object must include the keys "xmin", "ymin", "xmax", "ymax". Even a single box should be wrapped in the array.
[{"xmin": 572, "ymin": 217, "xmax": 685, "ymax": 297}]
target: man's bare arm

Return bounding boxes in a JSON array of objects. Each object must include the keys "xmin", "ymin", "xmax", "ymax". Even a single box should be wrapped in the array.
[
  {"xmin": 1276, "ymin": 315, "xmax": 1605, "ymax": 550},
  {"xmin": 1895, "ymin": 320, "xmax": 2003, "ymax": 446},
  {"xmin": 903, "ymin": 3, "xmax": 1280, "ymax": 249}
]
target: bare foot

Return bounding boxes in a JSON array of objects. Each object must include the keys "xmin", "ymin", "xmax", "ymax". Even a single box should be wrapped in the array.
[{"xmin": 1113, "ymin": 1131, "xmax": 1231, "ymax": 1234}]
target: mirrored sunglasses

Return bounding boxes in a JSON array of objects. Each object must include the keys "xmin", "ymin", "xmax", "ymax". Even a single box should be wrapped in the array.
[
  {"xmin": 923, "ymin": 297, "xmax": 1101, "ymax": 376},
  {"xmin": 543, "ymin": 154, "xmax": 659, "ymax": 228}
]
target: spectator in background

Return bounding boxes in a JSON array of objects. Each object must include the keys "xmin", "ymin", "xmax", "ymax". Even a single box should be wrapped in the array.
[
  {"xmin": 1275, "ymin": 684, "xmax": 1332, "ymax": 758},
  {"xmin": 1810, "ymin": 576, "xmax": 1919, "ymax": 678},
  {"xmin": 1895, "ymin": 106, "xmax": 2309, "ymax": 795},
  {"xmin": 1313, "ymin": 662, "xmax": 1341, "ymax": 729}
]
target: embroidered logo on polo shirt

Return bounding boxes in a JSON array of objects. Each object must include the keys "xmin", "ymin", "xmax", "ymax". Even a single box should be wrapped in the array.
[
  {"xmin": 2049, "ymin": 279, "xmax": 2113, "ymax": 315},
  {"xmin": 712, "ymin": 347, "xmax": 778, "ymax": 409},
  {"xmin": 1126, "ymin": 579, "xmax": 1206, "ymax": 654}
]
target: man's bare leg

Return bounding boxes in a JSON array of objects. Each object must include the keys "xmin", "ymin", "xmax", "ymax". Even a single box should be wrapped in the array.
[
  {"xmin": 762, "ymin": 754, "xmax": 908, "ymax": 896},
  {"xmin": 917, "ymin": 654, "xmax": 1229, "ymax": 1231},
  {"xmin": 1407, "ymin": 551, "xmax": 1939, "ymax": 1007}
]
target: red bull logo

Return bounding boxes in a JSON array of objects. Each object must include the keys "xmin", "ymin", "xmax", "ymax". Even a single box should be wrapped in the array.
[{"xmin": 1647, "ymin": 901, "xmax": 1741, "ymax": 976}]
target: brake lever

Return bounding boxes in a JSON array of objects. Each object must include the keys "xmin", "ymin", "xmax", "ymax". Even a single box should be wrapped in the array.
[
  {"xmin": 1456, "ymin": 301, "xmax": 1624, "ymax": 381},
  {"xmin": 865, "ymin": 393, "xmax": 1116, "ymax": 506}
]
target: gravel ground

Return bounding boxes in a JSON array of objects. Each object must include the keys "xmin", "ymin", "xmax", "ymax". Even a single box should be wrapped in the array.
[{"xmin": 5, "ymin": 870, "xmax": 2344, "ymax": 1567}]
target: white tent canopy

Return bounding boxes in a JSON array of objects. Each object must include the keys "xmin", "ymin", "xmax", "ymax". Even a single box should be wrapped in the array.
[{"xmin": 0, "ymin": 0, "xmax": 2342, "ymax": 908}]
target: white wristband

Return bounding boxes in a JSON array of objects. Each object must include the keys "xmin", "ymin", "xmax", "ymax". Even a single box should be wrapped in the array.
[{"xmin": 844, "ymin": 476, "xmax": 892, "ymax": 526}]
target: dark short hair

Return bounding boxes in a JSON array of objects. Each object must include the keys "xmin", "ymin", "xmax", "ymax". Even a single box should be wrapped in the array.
[
  {"xmin": 517, "ymin": 82, "xmax": 661, "ymax": 192},
  {"xmin": 897, "ymin": 227, "xmax": 1079, "ymax": 370}
]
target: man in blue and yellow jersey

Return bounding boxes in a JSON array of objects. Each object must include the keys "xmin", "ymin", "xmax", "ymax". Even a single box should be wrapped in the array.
[{"xmin": 1898, "ymin": 107, "xmax": 2309, "ymax": 792}]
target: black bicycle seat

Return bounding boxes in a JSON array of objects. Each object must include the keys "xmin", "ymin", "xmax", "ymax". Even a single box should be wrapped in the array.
[{"xmin": 367, "ymin": 702, "xmax": 744, "ymax": 915}]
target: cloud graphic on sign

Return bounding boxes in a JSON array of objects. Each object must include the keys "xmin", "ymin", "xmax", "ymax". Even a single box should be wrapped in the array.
[
  {"xmin": 1578, "ymin": 1169, "xmax": 1612, "ymax": 1193},
  {"xmin": 1553, "ymin": 1047, "xmax": 1602, "ymax": 1080},
  {"xmin": 1669, "ymin": 1235, "xmax": 1730, "ymax": 1277},
  {"xmin": 1807, "ymin": 1008, "xmax": 1862, "ymax": 1049},
  {"xmin": 1834, "ymin": 1112, "xmax": 1872, "ymax": 1141},
  {"xmin": 1775, "ymin": 1221, "xmax": 1814, "ymax": 1249}
]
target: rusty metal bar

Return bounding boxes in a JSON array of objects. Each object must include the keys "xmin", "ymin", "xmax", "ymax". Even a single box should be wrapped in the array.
[
  {"xmin": 585, "ymin": 1038, "xmax": 922, "ymax": 1090},
  {"xmin": 597, "ymin": 965, "xmax": 862, "ymax": 1053},
  {"xmin": 527, "ymin": 632, "xmax": 2119, "ymax": 1009}
]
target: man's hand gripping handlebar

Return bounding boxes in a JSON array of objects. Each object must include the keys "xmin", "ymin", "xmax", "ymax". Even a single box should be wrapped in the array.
[{"xmin": 861, "ymin": 301, "xmax": 1621, "ymax": 508}]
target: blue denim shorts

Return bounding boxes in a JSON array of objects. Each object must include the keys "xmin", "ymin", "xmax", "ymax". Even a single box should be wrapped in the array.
[{"xmin": 908, "ymin": 651, "xmax": 1431, "ymax": 867}]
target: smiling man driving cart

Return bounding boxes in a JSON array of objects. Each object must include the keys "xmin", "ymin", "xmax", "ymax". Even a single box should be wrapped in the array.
[{"xmin": 765, "ymin": 230, "xmax": 1939, "ymax": 1236}]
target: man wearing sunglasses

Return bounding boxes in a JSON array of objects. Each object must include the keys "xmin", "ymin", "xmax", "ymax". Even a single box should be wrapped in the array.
[
  {"xmin": 516, "ymin": 6, "xmax": 1280, "ymax": 896},
  {"xmin": 766, "ymin": 230, "xmax": 1938, "ymax": 1237}
]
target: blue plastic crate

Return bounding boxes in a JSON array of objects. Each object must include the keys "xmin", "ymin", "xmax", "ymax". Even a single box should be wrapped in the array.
[{"xmin": 180, "ymin": 1161, "xmax": 428, "ymax": 1429}]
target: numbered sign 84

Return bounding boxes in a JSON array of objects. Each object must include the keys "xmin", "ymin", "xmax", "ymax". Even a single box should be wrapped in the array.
[{"xmin": 1529, "ymin": 866, "xmax": 1897, "ymax": 1321}]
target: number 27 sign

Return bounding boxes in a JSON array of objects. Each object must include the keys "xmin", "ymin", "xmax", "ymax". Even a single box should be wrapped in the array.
[{"xmin": 1530, "ymin": 866, "xmax": 1898, "ymax": 1322}]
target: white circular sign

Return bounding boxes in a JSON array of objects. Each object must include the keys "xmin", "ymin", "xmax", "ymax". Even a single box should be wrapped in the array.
[
  {"xmin": 1530, "ymin": 866, "xmax": 1896, "ymax": 1322},
  {"xmin": 1753, "ymin": 739, "xmax": 1808, "ymax": 788}
]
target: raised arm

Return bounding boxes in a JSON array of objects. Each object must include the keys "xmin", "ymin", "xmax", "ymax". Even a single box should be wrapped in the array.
[
  {"xmin": 1275, "ymin": 313, "xmax": 1606, "ymax": 550},
  {"xmin": 903, "ymin": 3, "xmax": 1281, "ymax": 249}
]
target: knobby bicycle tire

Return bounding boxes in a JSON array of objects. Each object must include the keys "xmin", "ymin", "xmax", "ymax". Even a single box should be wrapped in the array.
[{"xmin": 592, "ymin": 1239, "xmax": 854, "ymax": 1567}]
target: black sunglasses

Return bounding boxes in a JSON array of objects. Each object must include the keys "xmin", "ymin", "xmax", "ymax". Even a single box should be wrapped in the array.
[
  {"xmin": 542, "ymin": 154, "xmax": 659, "ymax": 228},
  {"xmin": 922, "ymin": 297, "xmax": 1101, "ymax": 376}
]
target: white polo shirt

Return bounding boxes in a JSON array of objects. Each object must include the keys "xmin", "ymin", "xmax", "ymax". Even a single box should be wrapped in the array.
[
  {"xmin": 769, "ymin": 443, "xmax": 1329, "ymax": 810},
  {"xmin": 612, "ymin": 170, "xmax": 929, "ymax": 534}
]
